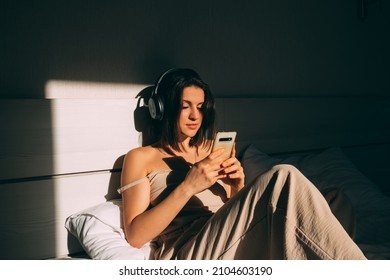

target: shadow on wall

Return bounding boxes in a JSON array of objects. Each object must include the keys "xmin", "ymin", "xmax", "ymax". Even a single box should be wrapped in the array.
[{"xmin": 0, "ymin": 100, "xmax": 55, "ymax": 259}]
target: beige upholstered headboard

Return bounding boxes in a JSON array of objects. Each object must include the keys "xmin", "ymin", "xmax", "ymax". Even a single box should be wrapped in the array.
[{"xmin": 1, "ymin": 96, "xmax": 389, "ymax": 259}]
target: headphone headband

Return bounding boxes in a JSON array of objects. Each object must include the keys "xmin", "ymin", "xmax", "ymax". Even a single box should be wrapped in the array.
[{"xmin": 152, "ymin": 68, "xmax": 177, "ymax": 98}]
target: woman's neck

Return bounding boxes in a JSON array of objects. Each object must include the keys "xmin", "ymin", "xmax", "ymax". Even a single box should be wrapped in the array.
[
  {"xmin": 178, "ymin": 138, "xmax": 192, "ymax": 153},
  {"xmin": 164, "ymin": 138, "xmax": 197, "ymax": 165}
]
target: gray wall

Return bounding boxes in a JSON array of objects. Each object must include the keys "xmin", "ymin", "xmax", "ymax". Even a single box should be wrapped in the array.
[{"xmin": 1, "ymin": 0, "xmax": 389, "ymax": 98}]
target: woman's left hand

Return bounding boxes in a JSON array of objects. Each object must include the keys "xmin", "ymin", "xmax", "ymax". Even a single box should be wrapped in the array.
[{"xmin": 219, "ymin": 144, "xmax": 245, "ymax": 197}]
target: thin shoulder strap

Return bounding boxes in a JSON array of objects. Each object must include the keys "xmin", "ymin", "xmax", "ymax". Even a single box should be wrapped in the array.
[{"xmin": 117, "ymin": 176, "xmax": 148, "ymax": 194}]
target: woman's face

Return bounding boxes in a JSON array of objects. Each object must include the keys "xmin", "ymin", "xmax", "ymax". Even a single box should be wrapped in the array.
[{"xmin": 178, "ymin": 86, "xmax": 205, "ymax": 141}]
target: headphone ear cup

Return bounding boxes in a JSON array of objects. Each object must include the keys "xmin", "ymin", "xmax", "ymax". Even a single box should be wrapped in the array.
[{"xmin": 148, "ymin": 95, "xmax": 164, "ymax": 120}]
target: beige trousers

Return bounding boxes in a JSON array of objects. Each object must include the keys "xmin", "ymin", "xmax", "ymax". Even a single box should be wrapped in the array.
[{"xmin": 155, "ymin": 164, "xmax": 366, "ymax": 260}]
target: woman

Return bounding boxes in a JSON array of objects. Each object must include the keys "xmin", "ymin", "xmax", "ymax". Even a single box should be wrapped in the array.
[{"xmin": 118, "ymin": 68, "xmax": 366, "ymax": 260}]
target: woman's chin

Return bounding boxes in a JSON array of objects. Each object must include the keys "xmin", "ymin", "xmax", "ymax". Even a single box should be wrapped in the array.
[{"xmin": 179, "ymin": 131, "xmax": 198, "ymax": 140}]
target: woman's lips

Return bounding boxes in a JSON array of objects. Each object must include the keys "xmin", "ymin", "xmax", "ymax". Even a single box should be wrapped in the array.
[{"xmin": 186, "ymin": 124, "xmax": 198, "ymax": 129}]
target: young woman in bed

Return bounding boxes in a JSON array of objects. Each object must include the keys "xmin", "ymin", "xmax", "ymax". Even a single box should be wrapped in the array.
[{"xmin": 118, "ymin": 68, "xmax": 366, "ymax": 260}]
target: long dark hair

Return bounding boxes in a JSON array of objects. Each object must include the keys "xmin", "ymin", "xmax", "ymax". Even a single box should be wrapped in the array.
[{"xmin": 151, "ymin": 68, "xmax": 216, "ymax": 152}]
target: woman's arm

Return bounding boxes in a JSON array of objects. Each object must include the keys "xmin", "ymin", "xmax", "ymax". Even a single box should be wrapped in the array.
[
  {"xmin": 121, "ymin": 147, "xmax": 226, "ymax": 248},
  {"xmin": 121, "ymin": 178, "xmax": 193, "ymax": 248}
]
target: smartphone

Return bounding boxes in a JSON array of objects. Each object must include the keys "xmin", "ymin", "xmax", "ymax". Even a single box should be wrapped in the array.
[{"xmin": 212, "ymin": 131, "xmax": 237, "ymax": 161}]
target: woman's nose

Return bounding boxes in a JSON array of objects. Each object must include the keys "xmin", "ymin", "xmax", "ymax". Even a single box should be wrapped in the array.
[{"xmin": 189, "ymin": 107, "xmax": 200, "ymax": 119}]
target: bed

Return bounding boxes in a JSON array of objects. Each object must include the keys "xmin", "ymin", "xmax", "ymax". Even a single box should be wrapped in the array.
[{"xmin": 0, "ymin": 94, "xmax": 389, "ymax": 260}]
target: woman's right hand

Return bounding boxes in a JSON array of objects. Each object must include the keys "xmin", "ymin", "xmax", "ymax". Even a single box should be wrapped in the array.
[{"xmin": 181, "ymin": 148, "xmax": 226, "ymax": 195}]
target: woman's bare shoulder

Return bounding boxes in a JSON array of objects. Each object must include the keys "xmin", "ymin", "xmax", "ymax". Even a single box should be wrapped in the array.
[
  {"xmin": 125, "ymin": 145, "xmax": 159, "ymax": 163},
  {"xmin": 121, "ymin": 146, "xmax": 160, "ymax": 185}
]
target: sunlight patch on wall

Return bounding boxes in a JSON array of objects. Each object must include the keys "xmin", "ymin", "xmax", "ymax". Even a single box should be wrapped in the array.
[
  {"xmin": 45, "ymin": 79, "xmax": 150, "ymax": 99},
  {"xmin": 46, "ymin": 80, "xmax": 146, "ymax": 256}
]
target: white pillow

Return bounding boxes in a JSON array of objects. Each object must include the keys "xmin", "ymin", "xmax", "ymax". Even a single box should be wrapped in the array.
[
  {"xmin": 65, "ymin": 199, "xmax": 151, "ymax": 260},
  {"xmin": 241, "ymin": 145, "xmax": 390, "ymax": 245}
]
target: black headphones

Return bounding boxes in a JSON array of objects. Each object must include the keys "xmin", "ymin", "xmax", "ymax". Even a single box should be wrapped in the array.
[{"xmin": 148, "ymin": 69, "xmax": 177, "ymax": 120}]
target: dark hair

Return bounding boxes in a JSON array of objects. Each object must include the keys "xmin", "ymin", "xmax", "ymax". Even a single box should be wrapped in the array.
[{"xmin": 152, "ymin": 68, "xmax": 216, "ymax": 152}]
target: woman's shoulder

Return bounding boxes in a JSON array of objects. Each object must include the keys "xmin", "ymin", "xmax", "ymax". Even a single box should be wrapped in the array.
[
  {"xmin": 125, "ymin": 145, "xmax": 159, "ymax": 162},
  {"xmin": 121, "ymin": 146, "xmax": 161, "ymax": 183}
]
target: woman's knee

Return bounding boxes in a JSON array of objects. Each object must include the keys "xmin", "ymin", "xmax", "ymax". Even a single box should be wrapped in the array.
[
  {"xmin": 251, "ymin": 164, "xmax": 303, "ymax": 187},
  {"xmin": 267, "ymin": 164, "xmax": 317, "ymax": 194},
  {"xmin": 247, "ymin": 164, "xmax": 314, "ymax": 201},
  {"xmin": 270, "ymin": 164, "xmax": 304, "ymax": 178}
]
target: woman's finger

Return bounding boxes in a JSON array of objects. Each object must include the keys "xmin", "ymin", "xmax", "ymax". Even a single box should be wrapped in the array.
[
  {"xmin": 207, "ymin": 147, "xmax": 225, "ymax": 161},
  {"xmin": 231, "ymin": 142, "xmax": 236, "ymax": 158}
]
